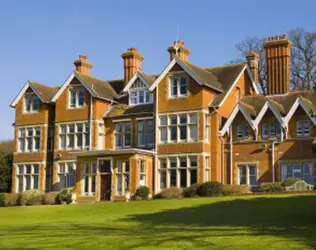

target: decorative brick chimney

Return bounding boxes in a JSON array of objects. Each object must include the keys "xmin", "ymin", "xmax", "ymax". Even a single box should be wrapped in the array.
[
  {"xmin": 74, "ymin": 55, "xmax": 93, "ymax": 76},
  {"xmin": 264, "ymin": 35, "xmax": 293, "ymax": 95},
  {"xmin": 168, "ymin": 40, "xmax": 190, "ymax": 62},
  {"xmin": 121, "ymin": 48, "xmax": 144, "ymax": 84},
  {"xmin": 246, "ymin": 50, "xmax": 259, "ymax": 87}
]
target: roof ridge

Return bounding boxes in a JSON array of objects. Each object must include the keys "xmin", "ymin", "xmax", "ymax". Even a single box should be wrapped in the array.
[
  {"xmin": 205, "ymin": 63, "xmax": 246, "ymax": 71},
  {"xmin": 29, "ymin": 81, "xmax": 57, "ymax": 89}
]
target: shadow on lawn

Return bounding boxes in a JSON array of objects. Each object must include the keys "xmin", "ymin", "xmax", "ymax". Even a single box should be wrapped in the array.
[{"xmin": 123, "ymin": 195, "xmax": 316, "ymax": 249}]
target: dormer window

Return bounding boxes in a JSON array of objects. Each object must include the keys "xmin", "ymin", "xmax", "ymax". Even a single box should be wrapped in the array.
[
  {"xmin": 237, "ymin": 124, "xmax": 249, "ymax": 140},
  {"xmin": 296, "ymin": 119, "xmax": 310, "ymax": 137},
  {"xmin": 69, "ymin": 88, "xmax": 85, "ymax": 108},
  {"xmin": 24, "ymin": 94, "xmax": 39, "ymax": 113},
  {"xmin": 129, "ymin": 79, "xmax": 153, "ymax": 106},
  {"xmin": 169, "ymin": 75, "xmax": 188, "ymax": 98}
]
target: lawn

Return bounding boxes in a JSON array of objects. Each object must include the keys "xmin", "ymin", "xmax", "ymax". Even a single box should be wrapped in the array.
[{"xmin": 0, "ymin": 194, "xmax": 316, "ymax": 249}]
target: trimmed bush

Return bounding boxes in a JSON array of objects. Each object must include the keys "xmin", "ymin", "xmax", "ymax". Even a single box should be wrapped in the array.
[
  {"xmin": 4, "ymin": 193, "xmax": 20, "ymax": 207},
  {"xmin": 0, "ymin": 193, "xmax": 5, "ymax": 207},
  {"xmin": 19, "ymin": 190, "xmax": 44, "ymax": 206},
  {"xmin": 222, "ymin": 185, "xmax": 250, "ymax": 196},
  {"xmin": 197, "ymin": 181, "xmax": 223, "ymax": 197},
  {"xmin": 282, "ymin": 177, "xmax": 302, "ymax": 187},
  {"xmin": 183, "ymin": 183, "xmax": 201, "ymax": 198},
  {"xmin": 59, "ymin": 188, "xmax": 73, "ymax": 204},
  {"xmin": 43, "ymin": 192, "xmax": 60, "ymax": 205},
  {"xmin": 135, "ymin": 186, "xmax": 150, "ymax": 200},
  {"xmin": 158, "ymin": 187, "xmax": 183, "ymax": 199},
  {"xmin": 257, "ymin": 182, "xmax": 285, "ymax": 193}
]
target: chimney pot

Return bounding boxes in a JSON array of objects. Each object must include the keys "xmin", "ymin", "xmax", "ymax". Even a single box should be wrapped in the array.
[
  {"xmin": 246, "ymin": 50, "xmax": 259, "ymax": 88},
  {"xmin": 168, "ymin": 40, "xmax": 190, "ymax": 62},
  {"xmin": 121, "ymin": 47, "xmax": 144, "ymax": 84},
  {"xmin": 74, "ymin": 55, "xmax": 93, "ymax": 75}
]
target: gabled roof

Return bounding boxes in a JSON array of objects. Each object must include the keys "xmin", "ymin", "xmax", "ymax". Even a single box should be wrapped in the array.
[
  {"xmin": 122, "ymin": 71, "xmax": 157, "ymax": 93},
  {"xmin": 51, "ymin": 71, "xmax": 120, "ymax": 103},
  {"xmin": 11, "ymin": 80, "xmax": 58, "ymax": 107},
  {"xmin": 148, "ymin": 57, "xmax": 224, "ymax": 93},
  {"xmin": 104, "ymin": 103, "xmax": 153, "ymax": 118}
]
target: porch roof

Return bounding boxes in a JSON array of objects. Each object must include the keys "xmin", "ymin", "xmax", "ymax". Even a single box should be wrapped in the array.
[{"xmin": 72, "ymin": 148, "xmax": 156, "ymax": 157}]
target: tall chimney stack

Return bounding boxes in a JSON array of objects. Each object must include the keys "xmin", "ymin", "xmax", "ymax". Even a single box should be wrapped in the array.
[
  {"xmin": 168, "ymin": 40, "xmax": 190, "ymax": 62},
  {"xmin": 121, "ymin": 48, "xmax": 144, "ymax": 84},
  {"xmin": 74, "ymin": 55, "xmax": 93, "ymax": 76},
  {"xmin": 246, "ymin": 50, "xmax": 259, "ymax": 87},
  {"xmin": 264, "ymin": 35, "xmax": 292, "ymax": 95}
]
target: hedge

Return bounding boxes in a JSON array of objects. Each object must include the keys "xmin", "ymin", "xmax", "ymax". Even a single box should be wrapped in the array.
[
  {"xmin": 197, "ymin": 181, "xmax": 223, "ymax": 197},
  {"xmin": 157, "ymin": 187, "xmax": 183, "ymax": 199},
  {"xmin": 222, "ymin": 185, "xmax": 250, "ymax": 196}
]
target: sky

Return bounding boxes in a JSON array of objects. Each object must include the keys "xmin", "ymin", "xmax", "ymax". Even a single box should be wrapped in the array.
[{"xmin": 0, "ymin": 0, "xmax": 315, "ymax": 140}]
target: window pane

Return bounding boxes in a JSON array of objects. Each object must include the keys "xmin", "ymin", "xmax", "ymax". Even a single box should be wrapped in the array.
[
  {"xmin": 160, "ymin": 127, "xmax": 167, "ymax": 142},
  {"xmin": 239, "ymin": 166, "xmax": 247, "ymax": 184},
  {"xmin": 26, "ymin": 165, "xmax": 31, "ymax": 174},
  {"xmin": 249, "ymin": 165, "xmax": 257, "ymax": 186},
  {"xmin": 35, "ymin": 137, "xmax": 40, "ymax": 150},
  {"xmin": 189, "ymin": 114, "xmax": 197, "ymax": 124},
  {"xmin": 160, "ymin": 171, "xmax": 166, "ymax": 189},
  {"xmin": 25, "ymin": 96, "xmax": 31, "ymax": 112},
  {"xmin": 180, "ymin": 125, "xmax": 187, "ymax": 140},
  {"xmin": 170, "ymin": 127, "xmax": 177, "ymax": 141},
  {"xmin": 91, "ymin": 176, "xmax": 96, "ymax": 194},
  {"xmin": 160, "ymin": 116, "xmax": 167, "ymax": 126},
  {"xmin": 117, "ymin": 161, "xmax": 122, "ymax": 173},
  {"xmin": 33, "ymin": 175, "xmax": 39, "ymax": 189},
  {"xmin": 293, "ymin": 164, "xmax": 302, "ymax": 179},
  {"xmin": 25, "ymin": 176, "xmax": 31, "ymax": 190},
  {"xmin": 116, "ymin": 134, "xmax": 122, "ymax": 147},
  {"xmin": 124, "ymin": 133, "xmax": 131, "ymax": 147},
  {"xmin": 125, "ymin": 161, "xmax": 130, "ymax": 173},
  {"xmin": 139, "ymin": 91, "xmax": 144, "ymax": 103},
  {"xmin": 116, "ymin": 174, "xmax": 122, "ymax": 195},
  {"xmin": 190, "ymin": 157, "xmax": 197, "ymax": 168},
  {"xmin": 190, "ymin": 169, "xmax": 197, "ymax": 185},
  {"xmin": 170, "ymin": 158, "xmax": 177, "ymax": 168},
  {"xmin": 190, "ymin": 125, "xmax": 197, "ymax": 141},
  {"xmin": 171, "ymin": 78, "xmax": 178, "ymax": 96},
  {"xmin": 32, "ymin": 97, "xmax": 39, "ymax": 111},
  {"xmin": 84, "ymin": 176, "xmax": 89, "ymax": 194},
  {"xmin": 303, "ymin": 163, "xmax": 313, "ymax": 184},
  {"xmin": 77, "ymin": 134, "xmax": 83, "ymax": 148},
  {"xmin": 18, "ymin": 165, "xmax": 24, "ymax": 174},
  {"xmin": 160, "ymin": 159, "xmax": 167, "ymax": 169},
  {"xmin": 170, "ymin": 169, "xmax": 177, "ymax": 186},
  {"xmin": 78, "ymin": 90, "xmax": 85, "ymax": 106},
  {"xmin": 18, "ymin": 176, "xmax": 23, "ymax": 192},
  {"xmin": 180, "ymin": 77, "xmax": 187, "ymax": 95},
  {"xmin": 70, "ymin": 90, "xmax": 76, "ymax": 107},
  {"xmin": 124, "ymin": 174, "xmax": 129, "ymax": 192},
  {"xmin": 33, "ymin": 164, "xmax": 39, "ymax": 174},
  {"xmin": 170, "ymin": 116, "xmax": 177, "ymax": 125},
  {"xmin": 99, "ymin": 160, "xmax": 111, "ymax": 173},
  {"xmin": 180, "ymin": 168, "xmax": 187, "ymax": 188},
  {"xmin": 68, "ymin": 134, "xmax": 74, "ymax": 148}
]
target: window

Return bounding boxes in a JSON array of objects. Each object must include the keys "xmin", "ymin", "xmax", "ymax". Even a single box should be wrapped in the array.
[
  {"xmin": 262, "ymin": 123, "xmax": 281, "ymax": 140},
  {"xmin": 296, "ymin": 119, "xmax": 310, "ymax": 137},
  {"xmin": 137, "ymin": 120, "xmax": 154, "ymax": 147},
  {"xmin": 169, "ymin": 75, "xmax": 188, "ymax": 97},
  {"xmin": 158, "ymin": 156, "xmax": 198, "ymax": 191},
  {"xmin": 238, "ymin": 164, "xmax": 258, "ymax": 186},
  {"xmin": 139, "ymin": 160, "xmax": 147, "ymax": 186},
  {"xmin": 45, "ymin": 164, "xmax": 53, "ymax": 192},
  {"xmin": 236, "ymin": 88, "xmax": 240, "ymax": 103},
  {"xmin": 59, "ymin": 123, "xmax": 89, "ymax": 150},
  {"xmin": 281, "ymin": 162, "xmax": 313, "ymax": 184},
  {"xmin": 116, "ymin": 160, "xmax": 130, "ymax": 195},
  {"xmin": 83, "ymin": 162, "xmax": 97, "ymax": 196},
  {"xmin": 16, "ymin": 164, "xmax": 40, "ymax": 192},
  {"xmin": 205, "ymin": 156, "xmax": 210, "ymax": 182},
  {"xmin": 24, "ymin": 94, "xmax": 39, "ymax": 113},
  {"xmin": 205, "ymin": 114, "xmax": 210, "ymax": 142},
  {"xmin": 159, "ymin": 112, "xmax": 198, "ymax": 143},
  {"xmin": 69, "ymin": 88, "xmax": 85, "ymax": 108},
  {"xmin": 18, "ymin": 127, "xmax": 41, "ymax": 152},
  {"xmin": 236, "ymin": 125, "xmax": 249, "ymax": 140},
  {"xmin": 129, "ymin": 79, "xmax": 153, "ymax": 105},
  {"xmin": 115, "ymin": 123, "xmax": 131, "ymax": 148},
  {"xmin": 58, "ymin": 162, "xmax": 76, "ymax": 190}
]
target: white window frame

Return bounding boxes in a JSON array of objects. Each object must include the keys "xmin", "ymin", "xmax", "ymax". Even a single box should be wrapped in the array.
[
  {"xmin": 59, "ymin": 123, "xmax": 89, "ymax": 150},
  {"xmin": 115, "ymin": 122, "xmax": 132, "ymax": 148},
  {"xmin": 262, "ymin": 123, "xmax": 281, "ymax": 140},
  {"xmin": 139, "ymin": 160, "xmax": 147, "ymax": 187},
  {"xmin": 68, "ymin": 87, "xmax": 85, "ymax": 109},
  {"xmin": 58, "ymin": 162, "xmax": 76, "ymax": 190},
  {"xmin": 204, "ymin": 114, "xmax": 210, "ymax": 142},
  {"xmin": 296, "ymin": 119, "xmax": 310, "ymax": 137},
  {"xmin": 281, "ymin": 162, "xmax": 314, "ymax": 184},
  {"xmin": 83, "ymin": 162, "xmax": 97, "ymax": 196},
  {"xmin": 158, "ymin": 112, "xmax": 198, "ymax": 144},
  {"xmin": 23, "ymin": 93, "xmax": 39, "ymax": 113},
  {"xmin": 115, "ymin": 160, "xmax": 130, "ymax": 195},
  {"xmin": 204, "ymin": 156, "xmax": 210, "ymax": 182},
  {"xmin": 137, "ymin": 120, "xmax": 154, "ymax": 148},
  {"xmin": 168, "ymin": 74, "xmax": 188, "ymax": 98},
  {"xmin": 18, "ymin": 127, "xmax": 41, "ymax": 153},
  {"xmin": 128, "ymin": 79, "xmax": 153, "ymax": 106},
  {"xmin": 238, "ymin": 164, "xmax": 258, "ymax": 186},
  {"xmin": 16, "ymin": 164, "xmax": 40, "ymax": 192},
  {"xmin": 236, "ymin": 124, "xmax": 249, "ymax": 140}
]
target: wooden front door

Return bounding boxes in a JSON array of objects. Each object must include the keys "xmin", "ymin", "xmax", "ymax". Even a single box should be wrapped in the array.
[{"xmin": 100, "ymin": 174, "xmax": 112, "ymax": 201}]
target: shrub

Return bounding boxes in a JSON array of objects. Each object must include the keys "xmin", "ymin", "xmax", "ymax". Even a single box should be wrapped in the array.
[
  {"xmin": 257, "ymin": 182, "xmax": 285, "ymax": 193},
  {"xmin": 43, "ymin": 192, "xmax": 60, "ymax": 205},
  {"xmin": 153, "ymin": 193, "xmax": 163, "ymax": 199},
  {"xmin": 158, "ymin": 187, "xmax": 183, "ymax": 199},
  {"xmin": 59, "ymin": 188, "xmax": 73, "ymax": 204},
  {"xmin": 19, "ymin": 189, "xmax": 44, "ymax": 206},
  {"xmin": 0, "ymin": 193, "xmax": 5, "ymax": 207},
  {"xmin": 135, "ymin": 186, "xmax": 150, "ymax": 200},
  {"xmin": 222, "ymin": 185, "xmax": 250, "ymax": 196},
  {"xmin": 4, "ymin": 193, "xmax": 20, "ymax": 207},
  {"xmin": 197, "ymin": 181, "xmax": 223, "ymax": 197},
  {"xmin": 282, "ymin": 177, "xmax": 302, "ymax": 187},
  {"xmin": 183, "ymin": 183, "xmax": 201, "ymax": 198}
]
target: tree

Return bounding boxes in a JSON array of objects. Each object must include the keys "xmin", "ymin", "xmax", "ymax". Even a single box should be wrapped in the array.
[
  {"xmin": 234, "ymin": 29, "xmax": 316, "ymax": 94},
  {"xmin": 0, "ymin": 140, "xmax": 13, "ymax": 193}
]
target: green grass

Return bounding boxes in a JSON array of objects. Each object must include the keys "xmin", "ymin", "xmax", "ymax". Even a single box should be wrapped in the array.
[{"xmin": 1, "ymin": 194, "xmax": 316, "ymax": 249}]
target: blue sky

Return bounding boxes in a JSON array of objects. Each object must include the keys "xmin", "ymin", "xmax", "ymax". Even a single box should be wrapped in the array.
[{"xmin": 0, "ymin": 0, "xmax": 315, "ymax": 140}]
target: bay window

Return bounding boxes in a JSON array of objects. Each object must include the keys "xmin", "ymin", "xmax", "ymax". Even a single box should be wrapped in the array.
[
  {"xmin": 115, "ymin": 123, "xmax": 131, "ymax": 148},
  {"xmin": 238, "ymin": 164, "xmax": 258, "ymax": 186},
  {"xmin": 69, "ymin": 87, "xmax": 85, "ymax": 108},
  {"xmin": 18, "ymin": 127, "xmax": 41, "ymax": 152},
  {"xmin": 281, "ymin": 162, "xmax": 313, "ymax": 184},
  {"xmin": 83, "ymin": 162, "xmax": 97, "ymax": 196},
  {"xmin": 137, "ymin": 120, "xmax": 154, "ymax": 148},
  {"xmin": 58, "ymin": 162, "xmax": 76, "ymax": 190},
  {"xmin": 59, "ymin": 123, "xmax": 89, "ymax": 150},
  {"xmin": 116, "ymin": 160, "xmax": 130, "ymax": 195},
  {"xmin": 24, "ymin": 94, "xmax": 39, "ymax": 113},
  {"xmin": 16, "ymin": 164, "xmax": 40, "ymax": 192}
]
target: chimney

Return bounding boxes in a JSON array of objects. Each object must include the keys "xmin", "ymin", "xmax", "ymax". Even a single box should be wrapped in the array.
[
  {"xmin": 73, "ymin": 55, "xmax": 93, "ymax": 75},
  {"xmin": 121, "ymin": 48, "xmax": 144, "ymax": 84},
  {"xmin": 264, "ymin": 35, "xmax": 293, "ymax": 95},
  {"xmin": 167, "ymin": 40, "xmax": 190, "ymax": 61},
  {"xmin": 246, "ymin": 50, "xmax": 259, "ymax": 87}
]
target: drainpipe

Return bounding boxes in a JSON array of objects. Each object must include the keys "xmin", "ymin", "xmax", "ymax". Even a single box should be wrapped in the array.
[
  {"xmin": 89, "ymin": 95, "xmax": 93, "ymax": 150},
  {"xmin": 229, "ymin": 126, "xmax": 233, "ymax": 184},
  {"xmin": 219, "ymin": 136, "xmax": 225, "ymax": 184},
  {"xmin": 271, "ymin": 140, "xmax": 279, "ymax": 183},
  {"xmin": 154, "ymin": 87, "xmax": 158, "ymax": 194}
]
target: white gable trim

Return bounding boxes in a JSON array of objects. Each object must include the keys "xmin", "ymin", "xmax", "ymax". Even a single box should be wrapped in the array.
[
  {"xmin": 209, "ymin": 65, "xmax": 259, "ymax": 108},
  {"xmin": 122, "ymin": 72, "xmax": 150, "ymax": 93},
  {"xmin": 284, "ymin": 98, "xmax": 316, "ymax": 127},
  {"xmin": 219, "ymin": 103, "xmax": 255, "ymax": 136},
  {"xmin": 253, "ymin": 101, "xmax": 285, "ymax": 129},
  {"xmin": 51, "ymin": 71, "xmax": 96, "ymax": 102},
  {"xmin": 11, "ymin": 81, "xmax": 46, "ymax": 108},
  {"xmin": 148, "ymin": 57, "xmax": 208, "ymax": 92}
]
